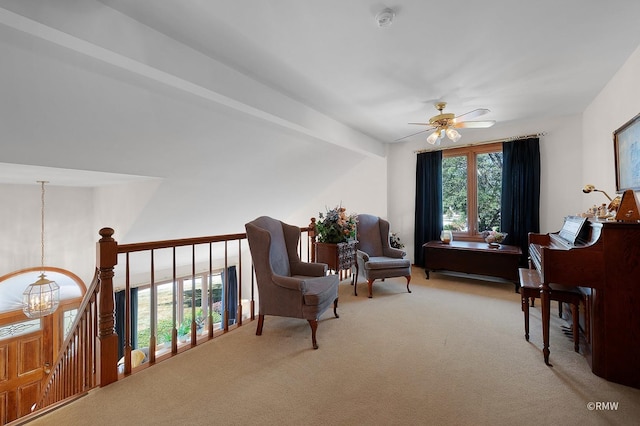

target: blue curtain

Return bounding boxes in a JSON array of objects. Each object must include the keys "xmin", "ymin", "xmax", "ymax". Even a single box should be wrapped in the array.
[
  {"xmin": 115, "ymin": 288, "xmax": 138, "ymax": 358},
  {"xmin": 414, "ymin": 150, "xmax": 443, "ymax": 267},
  {"xmin": 501, "ymin": 138, "xmax": 541, "ymax": 265},
  {"xmin": 221, "ymin": 266, "xmax": 238, "ymax": 326}
]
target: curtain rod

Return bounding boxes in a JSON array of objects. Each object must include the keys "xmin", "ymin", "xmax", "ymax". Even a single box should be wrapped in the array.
[{"xmin": 413, "ymin": 132, "xmax": 546, "ymax": 154}]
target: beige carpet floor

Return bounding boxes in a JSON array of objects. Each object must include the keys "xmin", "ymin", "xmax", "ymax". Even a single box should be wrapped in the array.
[{"xmin": 26, "ymin": 267, "xmax": 640, "ymax": 426}]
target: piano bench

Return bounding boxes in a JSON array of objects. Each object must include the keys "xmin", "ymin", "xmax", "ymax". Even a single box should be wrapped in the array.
[{"xmin": 518, "ymin": 268, "xmax": 583, "ymax": 353}]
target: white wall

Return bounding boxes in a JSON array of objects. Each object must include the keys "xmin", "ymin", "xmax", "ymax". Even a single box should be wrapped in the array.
[
  {"xmin": 0, "ymin": 184, "xmax": 96, "ymax": 282},
  {"xmin": 583, "ymin": 44, "xmax": 640, "ymax": 207}
]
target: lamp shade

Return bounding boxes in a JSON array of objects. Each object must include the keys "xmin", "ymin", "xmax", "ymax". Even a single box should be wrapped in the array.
[
  {"xmin": 22, "ymin": 273, "xmax": 60, "ymax": 318},
  {"xmin": 446, "ymin": 128, "xmax": 461, "ymax": 142},
  {"xmin": 426, "ymin": 130, "xmax": 440, "ymax": 145}
]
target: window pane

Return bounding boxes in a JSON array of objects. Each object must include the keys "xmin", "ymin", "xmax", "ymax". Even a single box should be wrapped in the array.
[
  {"xmin": 137, "ymin": 287, "xmax": 151, "ymax": 348},
  {"xmin": 63, "ymin": 308, "xmax": 78, "ymax": 339},
  {"xmin": 477, "ymin": 151, "xmax": 503, "ymax": 232},
  {"xmin": 442, "ymin": 155, "xmax": 468, "ymax": 231},
  {"xmin": 156, "ymin": 282, "xmax": 175, "ymax": 345},
  {"xmin": 181, "ymin": 278, "xmax": 203, "ymax": 341},
  {"xmin": 0, "ymin": 318, "xmax": 41, "ymax": 340},
  {"xmin": 208, "ymin": 274, "xmax": 223, "ymax": 330}
]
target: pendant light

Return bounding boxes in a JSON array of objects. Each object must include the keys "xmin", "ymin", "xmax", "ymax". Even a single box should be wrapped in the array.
[{"xmin": 22, "ymin": 181, "xmax": 60, "ymax": 318}]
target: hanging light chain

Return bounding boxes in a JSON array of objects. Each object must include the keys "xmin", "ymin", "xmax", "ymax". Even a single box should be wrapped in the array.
[{"xmin": 37, "ymin": 180, "xmax": 48, "ymax": 272}]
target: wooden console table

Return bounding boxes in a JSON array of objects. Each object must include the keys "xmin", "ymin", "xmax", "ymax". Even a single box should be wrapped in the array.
[{"xmin": 423, "ymin": 240, "xmax": 522, "ymax": 291}]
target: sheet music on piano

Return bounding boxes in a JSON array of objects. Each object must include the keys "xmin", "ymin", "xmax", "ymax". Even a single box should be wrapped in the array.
[
  {"xmin": 529, "ymin": 216, "xmax": 591, "ymax": 271},
  {"xmin": 552, "ymin": 216, "xmax": 590, "ymax": 248}
]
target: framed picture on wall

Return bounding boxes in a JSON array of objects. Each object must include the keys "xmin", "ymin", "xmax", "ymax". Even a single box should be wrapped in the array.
[{"xmin": 614, "ymin": 112, "xmax": 640, "ymax": 192}]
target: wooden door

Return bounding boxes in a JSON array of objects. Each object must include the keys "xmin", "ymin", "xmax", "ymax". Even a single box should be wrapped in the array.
[{"xmin": 0, "ymin": 317, "xmax": 46, "ymax": 425}]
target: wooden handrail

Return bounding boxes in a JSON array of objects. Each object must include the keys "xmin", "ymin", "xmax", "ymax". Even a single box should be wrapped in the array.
[
  {"xmin": 36, "ymin": 269, "xmax": 100, "ymax": 409},
  {"xmin": 115, "ymin": 232, "xmax": 249, "ymax": 253},
  {"xmin": 31, "ymin": 221, "xmax": 316, "ymax": 421}
]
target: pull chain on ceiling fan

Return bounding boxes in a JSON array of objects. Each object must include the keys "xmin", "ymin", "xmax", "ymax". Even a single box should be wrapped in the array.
[{"xmin": 396, "ymin": 102, "xmax": 496, "ymax": 145}]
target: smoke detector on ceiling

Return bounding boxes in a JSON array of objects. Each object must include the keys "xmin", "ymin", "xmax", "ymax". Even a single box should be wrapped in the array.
[{"xmin": 375, "ymin": 8, "xmax": 395, "ymax": 28}]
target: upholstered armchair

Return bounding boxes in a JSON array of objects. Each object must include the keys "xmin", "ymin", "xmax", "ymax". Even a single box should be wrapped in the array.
[
  {"xmin": 355, "ymin": 214, "xmax": 412, "ymax": 298},
  {"xmin": 245, "ymin": 216, "xmax": 339, "ymax": 349}
]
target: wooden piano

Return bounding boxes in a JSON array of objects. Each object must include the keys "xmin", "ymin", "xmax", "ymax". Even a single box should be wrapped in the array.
[{"xmin": 528, "ymin": 216, "xmax": 640, "ymax": 389}]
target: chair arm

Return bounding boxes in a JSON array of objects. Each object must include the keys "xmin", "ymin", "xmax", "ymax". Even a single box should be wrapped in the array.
[
  {"xmin": 357, "ymin": 250, "xmax": 370, "ymax": 261},
  {"xmin": 290, "ymin": 261, "xmax": 327, "ymax": 277},
  {"xmin": 272, "ymin": 274, "xmax": 307, "ymax": 292},
  {"xmin": 383, "ymin": 246, "xmax": 406, "ymax": 258}
]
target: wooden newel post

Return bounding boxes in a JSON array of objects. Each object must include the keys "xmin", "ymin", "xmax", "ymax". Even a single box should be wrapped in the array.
[
  {"xmin": 97, "ymin": 227, "xmax": 119, "ymax": 386},
  {"xmin": 309, "ymin": 218, "xmax": 317, "ymax": 263}
]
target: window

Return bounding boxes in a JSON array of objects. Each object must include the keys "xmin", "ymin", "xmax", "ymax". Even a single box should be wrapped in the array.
[
  {"xmin": 442, "ymin": 143, "xmax": 503, "ymax": 239},
  {"xmin": 63, "ymin": 308, "xmax": 78, "ymax": 339},
  {"xmin": 135, "ymin": 273, "xmax": 225, "ymax": 350}
]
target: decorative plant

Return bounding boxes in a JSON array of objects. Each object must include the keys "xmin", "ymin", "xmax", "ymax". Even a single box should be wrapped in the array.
[
  {"xmin": 390, "ymin": 232, "xmax": 404, "ymax": 249},
  {"xmin": 481, "ymin": 228, "xmax": 506, "ymax": 244},
  {"xmin": 316, "ymin": 205, "xmax": 357, "ymax": 243}
]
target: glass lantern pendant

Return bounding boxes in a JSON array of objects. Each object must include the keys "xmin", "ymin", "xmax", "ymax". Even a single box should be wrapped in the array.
[
  {"xmin": 23, "ymin": 273, "xmax": 60, "ymax": 318},
  {"xmin": 22, "ymin": 181, "xmax": 60, "ymax": 318}
]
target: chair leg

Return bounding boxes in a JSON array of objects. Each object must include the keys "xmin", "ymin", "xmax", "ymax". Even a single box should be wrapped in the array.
[
  {"xmin": 308, "ymin": 319, "xmax": 319, "ymax": 350},
  {"xmin": 584, "ymin": 296, "xmax": 591, "ymax": 344},
  {"xmin": 571, "ymin": 303, "xmax": 580, "ymax": 352},
  {"xmin": 256, "ymin": 314, "xmax": 264, "ymax": 336},
  {"xmin": 405, "ymin": 275, "xmax": 412, "ymax": 293},
  {"xmin": 367, "ymin": 279, "xmax": 375, "ymax": 298},
  {"xmin": 333, "ymin": 298, "xmax": 339, "ymax": 318},
  {"xmin": 523, "ymin": 296, "xmax": 530, "ymax": 341}
]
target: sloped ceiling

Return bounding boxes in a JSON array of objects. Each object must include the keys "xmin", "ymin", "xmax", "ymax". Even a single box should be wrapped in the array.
[
  {"xmin": 99, "ymin": 0, "xmax": 640, "ymax": 142},
  {"xmin": 1, "ymin": 0, "xmax": 640, "ymax": 186}
]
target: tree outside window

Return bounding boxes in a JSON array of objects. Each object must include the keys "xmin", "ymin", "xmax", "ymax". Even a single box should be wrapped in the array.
[{"xmin": 442, "ymin": 143, "xmax": 502, "ymax": 239}]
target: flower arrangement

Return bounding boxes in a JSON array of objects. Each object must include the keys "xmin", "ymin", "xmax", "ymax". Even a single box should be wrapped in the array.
[
  {"xmin": 481, "ymin": 229, "xmax": 507, "ymax": 245},
  {"xmin": 390, "ymin": 232, "xmax": 404, "ymax": 249},
  {"xmin": 316, "ymin": 205, "xmax": 357, "ymax": 244}
]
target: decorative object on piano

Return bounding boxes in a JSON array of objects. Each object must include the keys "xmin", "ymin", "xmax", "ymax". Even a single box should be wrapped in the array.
[
  {"xmin": 613, "ymin": 111, "xmax": 640, "ymax": 192},
  {"xmin": 614, "ymin": 189, "xmax": 640, "ymax": 222},
  {"xmin": 390, "ymin": 232, "xmax": 404, "ymax": 249},
  {"xmin": 582, "ymin": 184, "xmax": 621, "ymax": 218},
  {"xmin": 481, "ymin": 229, "xmax": 507, "ymax": 248},
  {"xmin": 315, "ymin": 205, "xmax": 358, "ymax": 243},
  {"xmin": 440, "ymin": 229, "xmax": 453, "ymax": 244}
]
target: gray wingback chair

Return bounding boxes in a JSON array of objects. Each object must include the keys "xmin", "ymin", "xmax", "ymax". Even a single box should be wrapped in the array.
[
  {"xmin": 355, "ymin": 214, "xmax": 412, "ymax": 298},
  {"xmin": 245, "ymin": 216, "xmax": 339, "ymax": 349}
]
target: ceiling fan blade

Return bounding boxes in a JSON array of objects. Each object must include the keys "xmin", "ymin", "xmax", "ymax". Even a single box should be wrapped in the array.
[
  {"xmin": 454, "ymin": 120, "xmax": 496, "ymax": 129},
  {"xmin": 455, "ymin": 108, "xmax": 490, "ymax": 121},
  {"xmin": 394, "ymin": 128, "xmax": 431, "ymax": 142},
  {"xmin": 407, "ymin": 122, "xmax": 433, "ymax": 126}
]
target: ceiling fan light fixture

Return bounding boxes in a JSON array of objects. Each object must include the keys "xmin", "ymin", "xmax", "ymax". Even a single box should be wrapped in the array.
[
  {"xmin": 446, "ymin": 128, "xmax": 461, "ymax": 142},
  {"xmin": 426, "ymin": 130, "xmax": 440, "ymax": 145},
  {"xmin": 398, "ymin": 101, "xmax": 495, "ymax": 145}
]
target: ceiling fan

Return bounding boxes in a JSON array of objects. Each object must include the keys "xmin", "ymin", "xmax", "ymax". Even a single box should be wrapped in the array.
[{"xmin": 396, "ymin": 102, "xmax": 496, "ymax": 144}]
